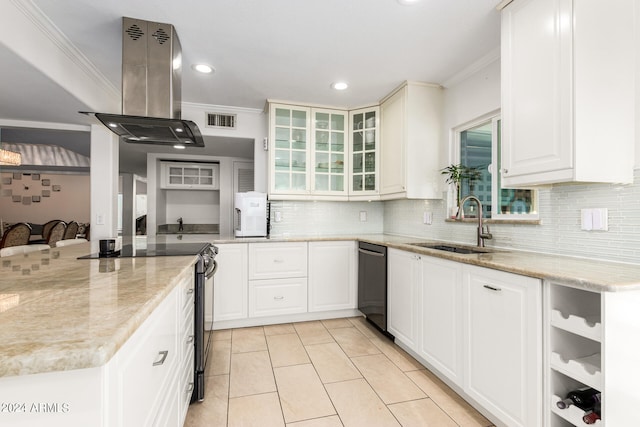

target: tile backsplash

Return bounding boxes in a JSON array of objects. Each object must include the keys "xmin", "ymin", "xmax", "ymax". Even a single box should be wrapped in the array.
[
  {"xmin": 268, "ymin": 200, "xmax": 384, "ymax": 237},
  {"xmin": 384, "ymin": 169, "xmax": 640, "ymax": 264},
  {"xmin": 268, "ymin": 169, "xmax": 640, "ymax": 264}
]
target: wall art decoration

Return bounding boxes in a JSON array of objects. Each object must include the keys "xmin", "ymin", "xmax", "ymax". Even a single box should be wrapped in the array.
[
  {"xmin": 41, "ymin": 179, "xmax": 50, "ymax": 186},
  {"xmin": 1, "ymin": 189, "xmax": 11, "ymax": 197},
  {"xmin": 52, "ymin": 185, "xmax": 61, "ymax": 192},
  {"xmin": 12, "ymin": 173, "xmax": 21, "ymax": 180},
  {"xmin": 1, "ymin": 177, "xmax": 11, "ymax": 185},
  {"xmin": 42, "ymin": 190, "xmax": 50, "ymax": 197},
  {"xmin": 12, "ymin": 195, "xmax": 21, "ymax": 202},
  {"xmin": 32, "ymin": 174, "xmax": 40, "ymax": 180},
  {"xmin": 32, "ymin": 196, "xmax": 40, "ymax": 203},
  {"xmin": 22, "ymin": 196, "xmax": 31, "ymax": 205}
]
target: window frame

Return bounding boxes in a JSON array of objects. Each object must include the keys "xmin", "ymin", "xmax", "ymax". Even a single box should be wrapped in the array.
[{"xmin": 451, "ymin": 110, "xmax": 539, "ymax": 221}]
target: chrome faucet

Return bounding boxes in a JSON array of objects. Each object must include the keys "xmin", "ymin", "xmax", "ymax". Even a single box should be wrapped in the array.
[
  {"xmin": 177, "ymin": 217, "xmax": 184, "ymax": 232},
  {"xmin": 457, "ymin": 195, "xmax": 493, "ymax": 247}
]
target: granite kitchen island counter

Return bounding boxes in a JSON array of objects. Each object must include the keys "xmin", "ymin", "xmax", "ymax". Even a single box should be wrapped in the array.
[{"xmin": 0, "ymin": 242, "xmax": 197, "ymax": 378}]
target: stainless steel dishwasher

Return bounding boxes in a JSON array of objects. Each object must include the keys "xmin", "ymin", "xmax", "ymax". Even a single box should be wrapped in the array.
[{"xmin": 358, "ymin": 242, "xmax": 393, "ymax": 338}]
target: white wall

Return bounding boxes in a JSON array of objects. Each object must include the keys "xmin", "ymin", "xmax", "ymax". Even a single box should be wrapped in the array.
[
  {"xmin": 0, "ymin": 172, "xmax": 90, "ymax": 224},
  {"xmin": 165, "ymin": 190, "xmax": 220, "ymax": 225}
]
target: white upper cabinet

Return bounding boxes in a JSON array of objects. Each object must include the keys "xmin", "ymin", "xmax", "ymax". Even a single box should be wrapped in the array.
[
  {"xmin": 349, "ymin": 106, "xmax": 380, "ymax": 199},
  {"xmin": 379, "ymin": 81, "xmax": 443, "ymax": 200},
  {"xmin": 268, "ymin": 103, "xmax": 348, "ymax": 200},
  {"xmin": 160, "ymin": 161, "xmax": 219, "ymax": 190},
  {"xmin": 500, "ymin": 0, "xmax": 635, "ymax": 187}
]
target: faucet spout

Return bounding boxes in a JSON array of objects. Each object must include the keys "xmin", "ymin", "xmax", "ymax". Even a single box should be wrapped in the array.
[
  {"xmin": 177, "ymin": 217, "xmax": 184, "ymax": 232},
  {"xmin": 456, "ymin": 195, "xmax": 493, "ymax": 247}
]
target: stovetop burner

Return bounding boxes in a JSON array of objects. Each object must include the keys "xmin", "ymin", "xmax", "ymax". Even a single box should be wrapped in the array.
[{"xmin": 78, "ymin": 242, "xmax": 212, "ymax": 259}]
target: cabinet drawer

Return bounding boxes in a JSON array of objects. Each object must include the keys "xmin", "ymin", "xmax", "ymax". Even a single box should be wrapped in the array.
[
  {"xmin": 116, "ymin": 291, "xmax": 178, "ymax": 427},
  {"xmin": 249, "ymin": 278, "xmax": 308, "ymax": 317},
  {"xmin": 249, "ymin": 242, "xmax": 308, "ymax": 280}
]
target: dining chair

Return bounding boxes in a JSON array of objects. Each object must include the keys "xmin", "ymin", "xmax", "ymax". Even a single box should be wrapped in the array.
[
  {"xmin": 0, "ymin": 223, "xmax": 32, "ymax": 249},
  {"xmin": 46, "ymin": 221, "xmax": 67, "ymax": 248},
  {"xmin": 42, "ymin": 219, "xmax": 64, "ymax": 241},
  {"xmin": 63, "ymin": 221, "xmax": 79, "ymax": 240}
]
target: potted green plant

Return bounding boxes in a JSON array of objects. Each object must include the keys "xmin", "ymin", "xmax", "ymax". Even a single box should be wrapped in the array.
[{"xmin": 441, "ymin": 164, "xmax": 465, "ymax": 213}]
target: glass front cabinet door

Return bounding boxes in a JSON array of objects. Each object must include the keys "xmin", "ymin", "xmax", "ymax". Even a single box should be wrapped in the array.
[
  {"xmin": 311, "ymin": 108, "xmax": 347, "ymax": 197},
  {"xmin": 350, "ymin": 106, "xmax": 379, "ymax": 198},
  {"xmin": 269, "ymin": 104, "xmax": 311, "ymax": 196}
]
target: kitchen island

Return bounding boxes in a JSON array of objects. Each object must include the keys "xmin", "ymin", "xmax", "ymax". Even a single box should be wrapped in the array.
[{"xmin": 0, "ymin": 242, "xmax": 198, "ymax": 427}]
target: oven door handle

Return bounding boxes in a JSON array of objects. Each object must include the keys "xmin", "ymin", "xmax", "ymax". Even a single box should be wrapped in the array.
[{"xmin": 205, "ymin": 259, "xmax": 218, "ymax": 279}]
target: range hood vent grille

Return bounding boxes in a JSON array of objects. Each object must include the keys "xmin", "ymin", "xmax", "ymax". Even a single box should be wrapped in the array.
[
  {"xmin": 125, "ymin": 23, "xmax": 144, "ymax": 41},
  {"xmin": 207, "ymin": 113, "xmax": 236, "ymax": 129}
]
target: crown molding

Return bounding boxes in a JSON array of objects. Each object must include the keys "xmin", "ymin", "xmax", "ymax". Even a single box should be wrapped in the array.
[
  {"xmin": 441, "ymin": 47, "xmax": 500, "ymax": 88},
  {"xmin": 11, "ymin": 0, "xmax": 120, "ymax": 100}
]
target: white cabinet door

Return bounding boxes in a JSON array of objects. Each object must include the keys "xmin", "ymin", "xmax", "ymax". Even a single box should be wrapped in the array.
[
  {"xmin": 248, "ymin": 242, "xmax": 307, "ymax": 280},
  {"xmin": 115, "ymin": 287, "xmax": 179, "ymax": 427},
  {"xmin": 387, "ymin": 248, "xmax": 421, "ymax": 350},
  {"xmin": 501, "ymin": 0, "xmax": 635, "ymax": 186},
  {"xmin": 380, "ymin": 87, "xmax": 406, "ymax": 196},
  {"xmin": 463, "ymin": 265, "xmax": 542, "ymax": 427},
  {"xmin": 418, "ymin": 256, "xmax": 463, "ymax": 386},
  {"xmin": 379, "ymin": 81, "xmax": 443, "ymax": 200},
  {"xmin": 213, "ymin": 244, "xmax": 248, "ymax": 322},
  {"xmin": 349, "ymin": 107, "xmax": 379, "ymax": 199},
  {"xmin": 308, "ymin": 241, "xmax": 356, "ymax": 312}
]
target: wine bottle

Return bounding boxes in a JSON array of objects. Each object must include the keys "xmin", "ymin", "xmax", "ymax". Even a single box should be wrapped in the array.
[
  {"xmin": 562, "ymin": 387, "xmax": 601, "ymax": 411},
  {"xmin": 583, "ymin": 410, "xmax": 601, "ymax": 424}
]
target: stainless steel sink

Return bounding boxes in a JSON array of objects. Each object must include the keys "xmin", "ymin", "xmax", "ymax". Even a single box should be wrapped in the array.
[{"xmin": 406, "ymin": 242, "xmax": 496, "ymax": 254}]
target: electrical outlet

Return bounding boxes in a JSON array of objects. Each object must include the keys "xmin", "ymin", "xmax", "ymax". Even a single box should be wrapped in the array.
[
  {"xmin": 274, "ymin": 211, "xmax": 282, "ymax": 222},
  {"xmin": 359, "ymin": 211, "xmax": 367, "ymax": 222},
  {"xmin": 423, "ymin": 211, "xmax": 433, "ymax": 225}
]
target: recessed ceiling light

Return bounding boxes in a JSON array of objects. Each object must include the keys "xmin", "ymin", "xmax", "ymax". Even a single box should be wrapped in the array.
[
  {"xmin": 396, "ymin": 0, "xmax": 421, "ymax": 4},
  {"xmin": 331, "ymin": 82, "xmax": 349, "ymax": 91},
  {"xmin": 192, "ymin": 64, "xmax": 215, "ymax": 74},
  {"xmin": 174, "ymin": 144, "xmax": 186, "ymax": 149}
]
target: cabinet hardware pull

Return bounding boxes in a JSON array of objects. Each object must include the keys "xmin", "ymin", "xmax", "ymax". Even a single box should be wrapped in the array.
[
  {"xmin": 187, "ymin": 335, "xmax": 194, "ymax": 343},
  {"xmin": 274, "ymin": 296, "xmax": 284, "ymax": 300},
  {"xmin": 187, "ymin": 382, "xmax": 194, "ymax": 392},
  {"xmin": 153, "ymin": 350, "xmax": 169, "ymax": 366},
  {"xmin": 358, "ymin": 248, "xmax": 385, "ymax": 257},
  {"xmin": 187, "ymin": 288, "xmax": 194, "ymax": 294},
  {"xmin": 483, "ymin": 285, "xmax": 502, "ymax": 292}
]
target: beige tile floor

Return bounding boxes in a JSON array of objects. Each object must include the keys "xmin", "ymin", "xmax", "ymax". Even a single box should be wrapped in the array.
[{"xmin": 185, "ymin": 317, "xmax": 494, "ymax": 427}]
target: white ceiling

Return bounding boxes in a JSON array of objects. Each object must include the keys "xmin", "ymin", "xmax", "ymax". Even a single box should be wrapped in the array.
[{"xmin": 0, "ymin": 0, "xmax": 501, "ymax": 173}]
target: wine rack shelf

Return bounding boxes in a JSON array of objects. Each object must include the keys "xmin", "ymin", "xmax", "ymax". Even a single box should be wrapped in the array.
[
  {"xmin": 550, "ymin": 309, "xmax": 601, "ymax": 342},
  {"xmin": 551, "ymin": 395, "xmax": 602, "ymax": 426},
  {"xmin": 550, "ymin": 352, "xmax": 602, "ymax": 391}
]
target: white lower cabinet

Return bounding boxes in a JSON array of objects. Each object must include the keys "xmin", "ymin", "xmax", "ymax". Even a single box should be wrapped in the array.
[
  {"xmin": 463, "ymin": 265, "xmax": 542, "ymax": 427},
  {"xmin": 387, "ymin": 248, "xmax": 421, "ymax": 349},
  {"xmin": 248, "ymin": 242, "xmax": 308, "ymax": 317},
  {"xmin": 308, "ymin": 241, "xmax": 357, "ymax": 312},
  {"xmin": 213, "ymin": 243, "xmax": 248, "ymax": 322},
  {"xmin": 387, "ymin": 250, "xmax": 542, "ymax": 427},
  {"xmin": 419, "ymin": 256, "xmax": 463, "ymax": 386}
]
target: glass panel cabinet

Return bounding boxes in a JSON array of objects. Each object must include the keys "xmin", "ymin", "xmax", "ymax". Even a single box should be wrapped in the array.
[
  {"xmin": 350, "ymin": 106, "xmax": 379, "ymax": 197},
  {"xmin": 271, "ymin": 105, "xmax": 310, "ymax": 193},
  {"xmin": 312, "ymin": 109, "xmax": 346, "ymax": 194}
]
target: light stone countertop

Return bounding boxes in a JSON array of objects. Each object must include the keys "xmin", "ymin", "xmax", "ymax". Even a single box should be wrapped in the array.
[
  {"xmin": 0, "ymin": 242, "xmax": 197, "ymax": 378},
  {"xmin": 3, "ymin": 233, "xmax": 640, "ymax": 379},
  {"xmin": 203, "ymin": 233, "xmax": 640, "ymax": 292}
]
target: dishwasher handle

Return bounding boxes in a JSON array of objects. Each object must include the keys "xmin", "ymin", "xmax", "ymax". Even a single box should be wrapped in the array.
[{"xmin": 358, "ymin": 247, "xmax": 386, "ymax": 257}]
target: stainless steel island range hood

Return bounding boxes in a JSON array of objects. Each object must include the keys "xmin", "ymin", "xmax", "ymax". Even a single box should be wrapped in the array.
[{"xmin": 83, "ymin": 17, "xmax": 204, "ymax": 147}]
